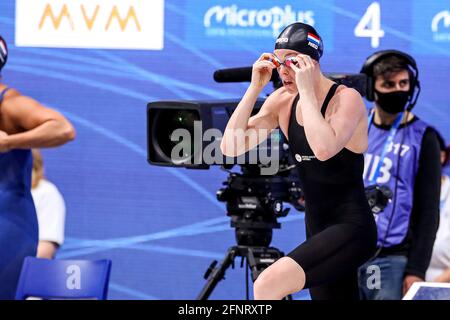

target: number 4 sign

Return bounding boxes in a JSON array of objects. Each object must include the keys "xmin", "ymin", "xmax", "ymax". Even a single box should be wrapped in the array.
[{"xmin": 354, "ymin": 2, "xmax": 385, "ymax": 48}]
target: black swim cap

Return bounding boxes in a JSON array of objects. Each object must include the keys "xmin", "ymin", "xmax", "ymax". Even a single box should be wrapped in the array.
[
  {"xmin": 0, "ymin": 36, "xmax": 7, "ymax": 74},
  {"xmin": 274, "ymin": 22, "xmax": 323, "ymax": 61}
]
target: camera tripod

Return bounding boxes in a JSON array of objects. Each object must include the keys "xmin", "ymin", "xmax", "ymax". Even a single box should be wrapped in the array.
[
  {"xmin": 196, "ymin": 165, "xmax": 302, "ymax": 300},
  {"xmin": 197, "ymin": 245, "xmax": 292, "ymax": 300}
]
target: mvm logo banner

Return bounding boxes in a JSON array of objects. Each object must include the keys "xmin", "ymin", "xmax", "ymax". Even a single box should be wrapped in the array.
[{"xmin": 15, "ymin": 0, "xmax": 164, "ymax": 50}]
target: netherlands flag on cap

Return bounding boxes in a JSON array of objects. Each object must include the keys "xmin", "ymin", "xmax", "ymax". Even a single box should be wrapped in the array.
[{"xmin": 307, "ymin": 33, "xmax": 320, "ymax": 46}]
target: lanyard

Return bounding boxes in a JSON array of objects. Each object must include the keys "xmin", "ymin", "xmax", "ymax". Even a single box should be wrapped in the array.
[{"xmin": 367, "ymin": 109, "xmax": 404, "ymax": 184}]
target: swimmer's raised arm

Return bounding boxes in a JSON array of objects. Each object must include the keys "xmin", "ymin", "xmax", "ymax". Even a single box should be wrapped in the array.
[{"xmin": 220, "ymin": 53, "xmax": 279, "ymax": 157}]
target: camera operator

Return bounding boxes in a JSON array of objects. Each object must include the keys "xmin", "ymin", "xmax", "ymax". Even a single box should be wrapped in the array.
[
  {"xmin": 358, "ymin": 50, "xmax": 441, "ymax": 300},
  {"xmin": 221, "ymin": 22, "xmax": 377, "ymax": 300}
]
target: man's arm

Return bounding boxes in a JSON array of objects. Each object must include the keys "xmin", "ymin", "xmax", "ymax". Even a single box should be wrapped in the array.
[
  {"xmin": 405, "ymin": 128, "xmax": 441, "ymax": 279},
  {"xmin": 0, "ymin": 95, "xmax": 75, "ymax": 151}
]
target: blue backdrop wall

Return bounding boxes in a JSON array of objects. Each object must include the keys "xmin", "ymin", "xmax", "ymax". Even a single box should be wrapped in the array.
[{"xmin": 1, "ymin": 0, "xmax": 449, "ymax": 299}]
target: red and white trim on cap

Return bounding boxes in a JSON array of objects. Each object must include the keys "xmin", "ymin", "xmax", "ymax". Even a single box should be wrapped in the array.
[{"xmin": 0, "ymin": 37, "xmax": 7, "ymax": 64}]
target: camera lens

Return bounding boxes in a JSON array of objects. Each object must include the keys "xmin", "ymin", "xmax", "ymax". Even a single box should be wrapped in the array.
[{"xmin": 152, "ymin": 109, "xmax": 201, "ymax": 164}]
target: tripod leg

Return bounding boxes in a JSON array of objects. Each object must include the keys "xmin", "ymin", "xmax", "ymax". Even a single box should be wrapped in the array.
[
  {"xmin": 245, "ymin": 259, "xmax": 250, "ymax": 300},
  {"xmin": 245, "ymin": 247, "xmax": 280, "ymax": 282},
  {"xmin": 196, "ymin": 247, "xmax": 237, "ymax": 300}
]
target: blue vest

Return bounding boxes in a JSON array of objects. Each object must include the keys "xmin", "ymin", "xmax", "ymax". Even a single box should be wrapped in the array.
[
  {"xmin": 364, "ymin": 115, "xmax": 428, "ymax": 248},
  {"xmin": 0, "ymin": 87, "xmax": 38, "ymax": 299}
]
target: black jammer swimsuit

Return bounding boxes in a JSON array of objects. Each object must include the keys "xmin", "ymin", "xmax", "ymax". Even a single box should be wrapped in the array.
[{"xmin": 286, "ymin": 83, "xmax": 377, "ymax": 300}]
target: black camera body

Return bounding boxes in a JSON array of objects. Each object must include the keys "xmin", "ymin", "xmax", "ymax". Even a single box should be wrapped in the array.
[
  {"xmin": 147, "ymin": 99, "xmax": 275, "ymax": 169},
  {"xmin": 365, "ymin": 184, "xmax": 393, "ymax": 214},
  {"xmin": 217, "ymin": 167, "xmax": 304, "ymax": 247}
]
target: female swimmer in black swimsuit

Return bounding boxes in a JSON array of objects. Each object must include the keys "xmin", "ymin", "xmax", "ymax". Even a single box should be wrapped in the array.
[{"xmin": 220, "ymin": 23, "xmax": 377, "ymax": 300}]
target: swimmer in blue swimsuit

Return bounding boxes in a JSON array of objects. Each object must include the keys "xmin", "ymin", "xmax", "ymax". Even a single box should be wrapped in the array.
[{"xmin": 0, "ymin": 35, "xmax": 76, "ymax": 299}]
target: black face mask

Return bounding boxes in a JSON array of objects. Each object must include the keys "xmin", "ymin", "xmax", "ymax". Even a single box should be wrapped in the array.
[{"xmin": 375, "ymin": 90, "xmax": 410, "ymax": 114}]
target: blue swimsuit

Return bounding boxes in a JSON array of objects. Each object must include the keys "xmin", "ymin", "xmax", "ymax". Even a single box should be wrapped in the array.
[{"xmin": 0, "ymin": 87, "xmax": 38, "ymax": 299}]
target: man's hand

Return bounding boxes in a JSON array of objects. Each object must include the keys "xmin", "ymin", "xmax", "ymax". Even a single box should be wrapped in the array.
[
  {"xmin": 0, "ymin": 130, "xmax": 10, "ymax": 153},
  {"xmin": 403, "ymin": 275, "xmax": 424, "ymax": 296}
]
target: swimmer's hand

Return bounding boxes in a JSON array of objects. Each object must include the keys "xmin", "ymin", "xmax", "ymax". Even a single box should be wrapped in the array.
[
  {"xmin": 251, "ymin": 53, "xmax": 276, "ymax": 89},
  {"xmin": 0, "ymin": 130, "xmax": 11, "ymax": 153},
  {"xmin": 289, "ymin": 53, "xmax": 317, "ymax": 94}
]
